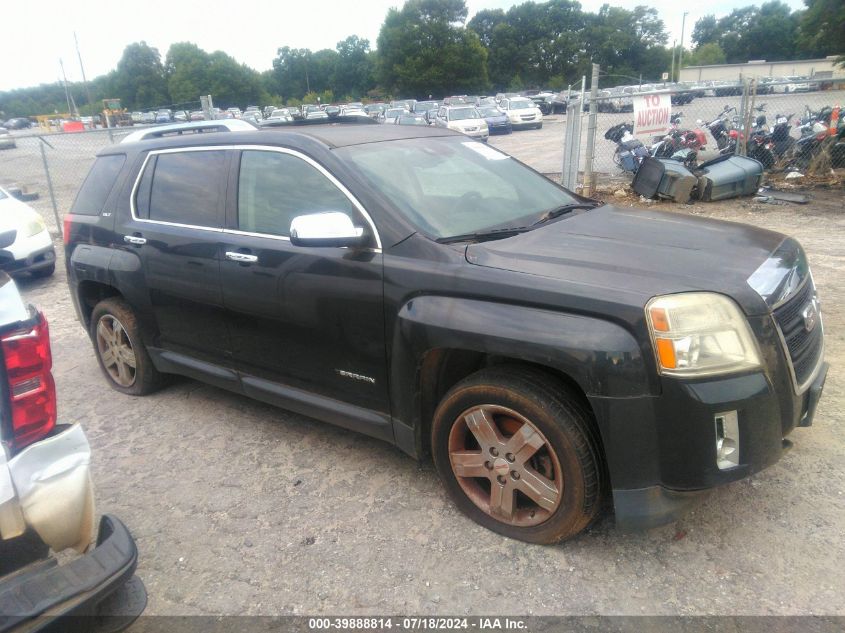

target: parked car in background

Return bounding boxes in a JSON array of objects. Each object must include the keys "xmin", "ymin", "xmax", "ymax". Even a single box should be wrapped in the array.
[
  {"xmin": 394, "ymin": 113, "xmax": 429, "ymax": 126},
  {"xmin": 477, "ymin": 106, "xmax": 512, "ymax": 135},
  {"xmin": 189, "ymin": 110, "xmax": 205, "ymax": 121},
  {"xmin": 365, "ymin": 103, "xmax": 387, "ymax": 120},
  {"xmin": 499, "ymin": 97, "xmax": 543, "ymax": 129},
  {"xmin": 391, "ymin": 99, "xmax": 417, "ymax": 112},
  {"xmin": 141, "ymin": 112, "xmax": 156, "ymax": 124},
  {"xmin": 380, "ymin": 107, "xmax": 407, "ymax": 123},
  {"xmin": 0, "ymin": 266, "xmax": 144, "ymax": 631},
  {"xmin": 2, "ymin": 118, "xmax": 32, "ymax": 130},
  {"xmin": 130, "ymin": 111, "xmax": 143, "ymax": 124},
  {"xmin": 303, "ymin": 105, "xmax": 329, "ymax": 120},
  {"xmin": 173, "ymin": 110, "xmax": 188, "ymax": 122},
  {"xmin": 261, "ymin": 108, "xmax": 294, "ymax": 126},
  {"xmin": 0, "ymin": 186, "xmax": 55, "ymax": 278},
  {"xmin": 434, "ymin": 105, "xmax": 489, "ymax": 140},
  {"xmin": 155, "ymin": 109, "xmax": 172, "ymax": 124},
  {"xmin": 0, "ymin": 128, "xmax": 15, "ymax": 150}
]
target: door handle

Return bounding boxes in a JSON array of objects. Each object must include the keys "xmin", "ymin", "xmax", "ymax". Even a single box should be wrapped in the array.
[
  {"xmin": 124, "ymin": 235, "xmax": 146, "ymax": 245},
  {"xmin": 225, "ymin": 251, "xmax": 258, "ymax": 263}
]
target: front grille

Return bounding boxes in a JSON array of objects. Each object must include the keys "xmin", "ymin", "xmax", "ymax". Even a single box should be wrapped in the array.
[{"xmin": 773, "ymin": 278, "xmax": 823, "ymax": 389}]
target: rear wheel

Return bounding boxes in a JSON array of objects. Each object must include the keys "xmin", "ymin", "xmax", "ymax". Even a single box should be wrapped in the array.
[
  {"xmin": 432, "ymin": 366, "xmax": 604, "ymax": 544},
  {"xmin": 90, "ymin": 298, "xmax": 164, "ymax": 396}
]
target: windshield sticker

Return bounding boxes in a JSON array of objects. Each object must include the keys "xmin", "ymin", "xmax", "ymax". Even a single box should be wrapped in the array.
[{"xmin": 462, "ymin": 142, "xmax": 509, "ymax": 161}]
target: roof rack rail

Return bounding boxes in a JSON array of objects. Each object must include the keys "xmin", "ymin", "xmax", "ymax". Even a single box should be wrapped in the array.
[{"xmin": 120, "ymin": 119, "xmax": 257, "ymax": 144}]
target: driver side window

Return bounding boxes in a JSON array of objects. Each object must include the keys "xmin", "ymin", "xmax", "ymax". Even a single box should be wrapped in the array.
[{"xmin": 237, "ymin": 150, "xmax": 354, "ymax": 237}]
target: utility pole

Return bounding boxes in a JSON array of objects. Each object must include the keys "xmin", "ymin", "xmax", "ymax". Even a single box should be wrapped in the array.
[
  {"xmin": 59, "ymin": 58, "xmax": 78, "ymax": 117},
  {"xmin": 670, "ymin": 39, "xmax": 676, "ymax": 83},
  {"xmin": 74, "ymin": 32, "xmax": 93, "ymax": 109},
  {"xmin": 678, "ymin": 12, "xmax": 688, "ymax": 81}
]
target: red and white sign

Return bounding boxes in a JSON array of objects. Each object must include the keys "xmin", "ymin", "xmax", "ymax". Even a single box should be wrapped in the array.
[{"xmin": 633, "ymin": 93, "xmax": 672, "ymax": 139}]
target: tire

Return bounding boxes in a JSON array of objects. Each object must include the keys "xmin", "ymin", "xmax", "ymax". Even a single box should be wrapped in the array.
[
  {"xmin": 89, "ymin": 297, "xmax": 164, "ymax": 396},
  {"xmin": 536, "ymin": 123, "xmax": 543, "ymax": 130},
  {"xmin": 431, "ymin": 365, "xmax": 604, "ymax": 544},
  {"xmin": 31, "ymin": 263, "xmax": 55, "ymax": 278}
]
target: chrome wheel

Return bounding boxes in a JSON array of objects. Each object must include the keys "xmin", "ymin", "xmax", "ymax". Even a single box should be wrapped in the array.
[
  {"xmin": 95, "ymin": 315, "xmax": 137, "ymax": 387},
  {"xmin": 448, "ymin": 405, "xmax": 562, "ymax": 527}
]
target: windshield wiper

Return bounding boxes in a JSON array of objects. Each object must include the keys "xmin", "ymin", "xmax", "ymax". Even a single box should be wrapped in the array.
[
  {"xmin": 531, "ymin": 202, "xmax": 601, "ymax": 227},
  {"xmin": 436, "ymin": 227, "xmax": 530, "ymax": 244}
]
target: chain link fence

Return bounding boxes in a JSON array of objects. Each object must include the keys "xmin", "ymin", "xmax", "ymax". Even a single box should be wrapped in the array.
[
  {"xmin": 0, "ymin": 127, "xmax": 134, "ymax": 235},
  {"xmin": 561, "ymin": 75, "xmax": 844, "ymax": 194}
]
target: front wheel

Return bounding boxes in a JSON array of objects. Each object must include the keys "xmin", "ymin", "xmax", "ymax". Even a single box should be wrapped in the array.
[
  {"xmin": 431, "ymin": 366, "xmax": 604, "ymax": 544},
  {"xmin": 90, "ymin": 297, "xmax": 165, "ymax": 396}
]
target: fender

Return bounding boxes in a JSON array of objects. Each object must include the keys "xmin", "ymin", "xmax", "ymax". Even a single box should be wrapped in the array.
[
  {"xmin": 68, "ymin": 244, "xmax": 158, "ymax": 347},
  {"xmin": 389, "ymin": 295, "xmax": 657, "ymax": 457}
]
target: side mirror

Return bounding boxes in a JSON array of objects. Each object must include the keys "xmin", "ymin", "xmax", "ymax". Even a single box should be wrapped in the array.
[
  {"xmin": 289, "ymin": 212, "xmax": 364, "ymax": 248},
  {"xmin": 0, "ymin": 229, "xmax": 16, "ymax": 250}
]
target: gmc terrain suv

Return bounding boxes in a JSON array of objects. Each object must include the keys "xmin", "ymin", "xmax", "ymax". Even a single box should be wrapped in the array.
[{"xmin": 64, "ymin": 125, "xmax": 827, "ymax": 544}]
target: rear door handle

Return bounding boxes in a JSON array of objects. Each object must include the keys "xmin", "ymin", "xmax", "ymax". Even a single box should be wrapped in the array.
[
  {"xmin": 124, "ymin": 235, "xmax": 146, "ymax": 245},
  {"xmin": 225, "ymin": 251, "xmax": 258, "ymax": 263}
]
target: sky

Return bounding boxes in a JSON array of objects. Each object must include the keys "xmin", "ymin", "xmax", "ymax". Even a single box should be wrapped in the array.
[{"xmin": 1, "ymin": 0, "xmax": 807, "ymax": 92}]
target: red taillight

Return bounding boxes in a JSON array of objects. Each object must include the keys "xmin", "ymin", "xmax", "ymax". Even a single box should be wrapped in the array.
[
  {"xmin": 1, "ymin": 313, "xmax": 56, "ymax": 450},
  {"xmin": 63, "ymin": 214, "xmax": 72, "ymax": 245}
]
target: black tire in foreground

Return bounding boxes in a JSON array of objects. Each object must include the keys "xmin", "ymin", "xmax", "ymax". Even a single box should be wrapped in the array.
[
  {"xmin": 431, "ymin": 365, "xmax": 604, "ymax": 544},
  {"xmin": 89, "ymin": 297, "xmax": 164, "ymax": 396}
]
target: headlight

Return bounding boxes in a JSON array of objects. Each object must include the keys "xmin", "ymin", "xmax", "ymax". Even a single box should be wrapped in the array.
[
  {"xmin": 645, "ymin": 292, "xmax": 761, "ymax": 377},
  {"xmin": 25, "ymin": 217, "xmax": 46, "ymax": 237}
]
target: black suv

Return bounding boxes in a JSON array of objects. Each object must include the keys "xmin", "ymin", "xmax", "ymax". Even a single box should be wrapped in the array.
[{"xmin": 65, "ymin": 125, "xmax": 827, "ymax": 544}]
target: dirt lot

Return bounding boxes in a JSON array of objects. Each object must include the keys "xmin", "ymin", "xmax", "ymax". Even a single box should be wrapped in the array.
[{"xmin": 6, "ymin": 127, "xmax": 845, "ymax": 618}]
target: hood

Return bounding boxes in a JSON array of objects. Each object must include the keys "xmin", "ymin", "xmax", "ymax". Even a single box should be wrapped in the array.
[
  {"xmin": 0, "ymin": 196, "xmax": 40, "ymax": 232},
  {"xmin": 465, "ymin": 205, "xmax": 790, "ymax": 316}
]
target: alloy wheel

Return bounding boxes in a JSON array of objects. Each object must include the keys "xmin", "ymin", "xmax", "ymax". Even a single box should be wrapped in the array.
[
  {"xmin": 447, "ymin": 405, "xmax": 562, "ymax": 527},
  {"xmin": 95, "ymin": 315, "xmax": 137, "ymax": 387}
]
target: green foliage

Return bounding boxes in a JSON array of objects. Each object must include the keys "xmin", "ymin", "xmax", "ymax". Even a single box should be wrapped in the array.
[
  {"xmin": 377, "ymin": 0, "xmax": 488, "ymax": 96},
  {"xmin": 685, "ymin": 43, "xmax": 728, "ymax": 66},
  {"xmin": 111, "ymin": 42, "xmax": 169, "ymax": 110},
  {"xmin": 334, "ymin": 36, "xmax": 375, "ymax": 99},
  {"xmin": 690, "ymin": 0, "xmax": 842, "ymax": 64},
  {"xmin": 797, "ymin": 0, "xmax": 845, "ymax": 57}
]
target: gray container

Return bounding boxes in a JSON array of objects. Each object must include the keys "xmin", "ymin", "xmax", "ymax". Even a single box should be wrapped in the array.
[
  {"xmin": 698, "ymin": 155, "xmax": 764, "ymax": 202},
  {"xmin": 631, "ymin": 157, "xmax": 698, "ymax": 203}
]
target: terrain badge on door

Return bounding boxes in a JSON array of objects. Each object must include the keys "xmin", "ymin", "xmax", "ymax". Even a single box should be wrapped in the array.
[{"xmin": 336, "ymin": 369, "xmax": 376, "ymax": 385}]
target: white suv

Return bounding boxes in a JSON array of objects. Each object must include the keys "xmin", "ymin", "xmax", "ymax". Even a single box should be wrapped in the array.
[
  {"xmin": 434, "ymin": 106, "xmax": 489, "ymax": 141},
  {"xmin": 500, "ymin": 97, "xmax": 543, "ymax": 130}
]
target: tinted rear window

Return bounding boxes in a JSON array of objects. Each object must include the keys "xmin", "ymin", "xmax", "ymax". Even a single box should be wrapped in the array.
[
  {"xmin": 148, "ymin": 151, "xmax": 226, "ymax": 227},
  {"xmin": 71, "ymin": 154, "xmax": 126, "ymax": 215}
]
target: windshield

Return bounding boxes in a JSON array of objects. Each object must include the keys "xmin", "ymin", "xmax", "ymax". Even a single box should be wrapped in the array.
[
  {"xmin": 479, "ymin": 107, "xmax": 501, "ymax": 117},
  {"xmin": 337, "ymin": 136, "xmax": 579, "ymax": 240},
  {"xmin": 509, "ymin": 100, "xmax": 533, "ymax": 110},
  {"xmin": 450, "ymin": 108, "xmax": 479, "ymax": 121}
]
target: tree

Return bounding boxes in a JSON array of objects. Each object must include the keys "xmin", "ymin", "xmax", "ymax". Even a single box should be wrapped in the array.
[
  {"xmin": 797, "ymin": 0, "xmax": 845, "ymax": 57},
  {"xmin": 467, "ymin": 8, "xmax": 507, "ymax": 48},
  {"xmin": 334, "ymin": 36, "xmax": 374, "ymax": 99},
  {"xmin": 692, "ymin": 16, "xmax": 720, "ymax": 47},
  {"xmin": 205, "ymin": 51, "xmax": 268, "ymax": 108},
  {"xmin": 111, "ymin": 42, "xmax": 168, "ymax": 109},
  {"xmin": 686, "ymin": 42, "xmax": 727, "ymax": 66},
  {"xmin": 377, "ymin": 0, "xmax": 488, "ymax": 96},
  {"xmin": 165, "ymin": 43, "xmax": 210, "ymax": 104}
]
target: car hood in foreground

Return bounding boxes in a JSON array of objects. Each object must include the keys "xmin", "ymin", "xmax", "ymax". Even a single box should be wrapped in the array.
[{"xmin": 465, "ymin": 205, "xmax": 791, "ymax": 316}]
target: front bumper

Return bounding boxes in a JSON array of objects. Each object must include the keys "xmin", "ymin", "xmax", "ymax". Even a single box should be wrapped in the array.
[
  {"xmin": 591, "ymin": 356, "xmax": 828, "ymax": 530},
  {"xmin": 0, "ymin": 515, "xmax": 144, "ymax": 632},
  {"xmin": 510, "ymin": 117, "xmax": 541, "ymax": 128},
  {"xmin": 0, "ymin": 230, "xmax": 55, "ymax": 276}
]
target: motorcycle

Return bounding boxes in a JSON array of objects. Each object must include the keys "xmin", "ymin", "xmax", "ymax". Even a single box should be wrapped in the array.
[{"xmin": 605, "ymin": 122, "xmax": 650, "ymax": 172}]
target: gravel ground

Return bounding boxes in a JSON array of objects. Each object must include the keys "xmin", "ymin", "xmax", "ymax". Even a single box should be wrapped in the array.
[{"xmin": 6, "ymin": 122, "xmax": 845, "ymax": 618}]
